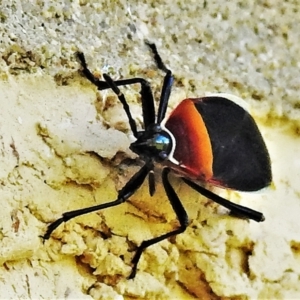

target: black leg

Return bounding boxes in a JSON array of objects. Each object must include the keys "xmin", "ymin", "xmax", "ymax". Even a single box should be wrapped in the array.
[
  {"xmin": 145, "ymin": 42, "xmax": 169, "ymax": 73},
  {"xmin": 77, "ymin": 52, "xmax": 156, "ymax": 130},
  {"xmin": 129, "ymin": 168, "xmax": 189, "ymax": 279},
  {"xmin": 148, "ymin": 170, "xmax": 156, "ymax": 196},
  {"xmin": 102, "ymin": 73, "xmax": 139, "ymax": 138},
  {"xmin": 157, "ymin": 71, "xmax": 174, "ymax": 124},
  {"xmin": 182, "ymin": 178, "xmax": 265, "ymax": 222},
  {"xmin": 145, "ymin": 42, "xmax": 174, "ymax": 123},
  {"xmin": 42, "ymin": 163, "xmax": 151, "ymax": 240},
  {"xmin": 77, "ymin": 52, "xmax": 107, "ymax": 89}
]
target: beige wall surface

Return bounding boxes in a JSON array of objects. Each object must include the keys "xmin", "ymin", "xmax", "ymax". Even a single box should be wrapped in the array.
[{"xmin": 0, "ymin": 1, "xmax": 299, "ymax": 299}]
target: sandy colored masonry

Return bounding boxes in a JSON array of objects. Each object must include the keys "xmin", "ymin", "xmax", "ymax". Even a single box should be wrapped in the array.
[{"xmin": 0, "ymin": 1, "xmax": 300, "ymax": 299}]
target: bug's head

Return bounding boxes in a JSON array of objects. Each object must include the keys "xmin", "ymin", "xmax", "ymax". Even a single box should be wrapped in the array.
[{"xmin": 130, "ymin": 124, "xmax": 173, "ymax": 162}]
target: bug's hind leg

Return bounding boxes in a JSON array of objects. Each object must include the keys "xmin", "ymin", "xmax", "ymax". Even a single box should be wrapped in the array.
[{"xmin": 182, "ymin": 178, "xmax": 265, "ymax": 222}]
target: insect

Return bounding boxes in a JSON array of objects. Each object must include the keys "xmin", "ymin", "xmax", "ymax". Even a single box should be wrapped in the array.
[{"xmin": 42, "ymin": 42, "xmax": 272, "ymax": 279}]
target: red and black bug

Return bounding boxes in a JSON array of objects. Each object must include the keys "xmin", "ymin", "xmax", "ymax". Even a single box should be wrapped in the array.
[{"xmin": 43, "ymin": 42, "xmax": 272, "ymax": 279}]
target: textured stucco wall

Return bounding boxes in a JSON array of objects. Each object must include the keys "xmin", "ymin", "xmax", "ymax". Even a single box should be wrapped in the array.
[{"xmin": 0, "ymin": 1, "xmax": 300, "ymax": 299}]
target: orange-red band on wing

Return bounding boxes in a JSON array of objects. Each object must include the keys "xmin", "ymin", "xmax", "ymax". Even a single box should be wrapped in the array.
[{"xmin": 165, "ymin": 99, "xmax": 213, "ymax": 180}]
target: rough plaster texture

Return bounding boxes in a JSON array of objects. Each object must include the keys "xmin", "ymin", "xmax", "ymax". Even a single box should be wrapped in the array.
[{"xmin": 0, "ymin": 1, "xmax": 300, "ymax": 299}]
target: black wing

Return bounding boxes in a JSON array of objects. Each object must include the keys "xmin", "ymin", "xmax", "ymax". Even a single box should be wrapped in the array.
[{"xmin": 194, "ymin": 96, "xmax": 272, "ymax": 191}]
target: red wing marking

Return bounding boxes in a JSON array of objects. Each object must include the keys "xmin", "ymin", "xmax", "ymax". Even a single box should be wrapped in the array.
[{"xmin": 165, "ymin": 99, "xmax": 213, "ymax": 180}]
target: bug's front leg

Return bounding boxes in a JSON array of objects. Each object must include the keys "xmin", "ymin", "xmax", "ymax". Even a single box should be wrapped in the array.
[{"xmin": 42, "ymin": 163, "xmax": 151, "ymax": 241}]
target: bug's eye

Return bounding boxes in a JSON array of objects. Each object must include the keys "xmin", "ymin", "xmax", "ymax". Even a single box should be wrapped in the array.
[
  {"xmin": 152, "ymin": 133, "xmax": 171, "ymax": 151},
  {"xmin": 150, "ymin": 132, "xmax": 173, "ymax": 159}
]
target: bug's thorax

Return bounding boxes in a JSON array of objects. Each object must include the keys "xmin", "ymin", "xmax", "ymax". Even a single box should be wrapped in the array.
[{"xmin": 129, "ymin": 123, "xmax": 174, "ymax": 162}]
